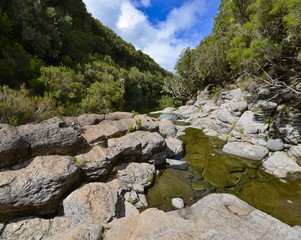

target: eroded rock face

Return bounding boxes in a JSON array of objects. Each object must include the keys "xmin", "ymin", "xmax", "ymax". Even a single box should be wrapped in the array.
[
  {"xmin": 17, "ymin": 117, "xmax": 87, "ymax": 156},
  {"xmin": 0, "ymin": 217, "xmax": 70, "ymax": 240},
  {"xmin": 223, "ymin": 142, "xmax": 269, "ymax": 160},
  {"xmin": 0, "ymin": 155, "xmax": 80, "ymax": 216},
  {"xmin": 0, "ymin": 124, "xmax": 29, "ymax": 167},
  {"xmin": 63, "ymin": 183, "xmax": 123, "ymax": 227},
  {"xmin": 165, "ymin": 137, "xmax": 184, "ymax": 158},
  {"xmin": 104, "ymin": 194, "xmax": 301, "ymax": 240}
]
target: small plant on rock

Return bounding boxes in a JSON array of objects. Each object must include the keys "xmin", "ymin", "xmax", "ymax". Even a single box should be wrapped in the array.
[
  {"xmin": 135, "ymin": 119, "xmax": 142, "ymax": 129},
  {"xmin": 127, "ymin": 125, "xmax": 136, "ymax": 132}
]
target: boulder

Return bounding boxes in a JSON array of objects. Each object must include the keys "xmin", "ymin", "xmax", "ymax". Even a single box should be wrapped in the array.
[
  {"xmin": 105, "ymin": 112, "xmax": 134, "ymax": 121},
  {"xmin": 288, "ymin": 144, "xmax": 301, "ymax": 165},
  {"xmin": 263, "ymin": 152, "xmax": 301, "ymax": 179},
  {"xmin": 165, "ymin": 137, "xmax": 184, "ymax": 158},
  {"xmin": 266, "ymin": 138, "xmax": 284, "ymax": 151},
  {"xmin": 172, "ymin": 198, "xmax": 184, "ymax": 209},
  {"xmin": 63, "ymin": 183, "xmax": 123, "ymax": 227},
  {"xmin": 158, "ymin": 120, "xmax": 177, "ymax": 138},
  {"xmin": 104, "ymin": 194, "xmax": 301, "ymax": 240},
  {"xmin": 166, "ymin": 159, "xmax": 189, "ymax": 171},
  {"xmin": 228, "ymin": 101, "xmax": 248, "ymax": 115},
  {"xmin": 48, "ymin": 224, "xmax": 103, "ymax": 240},
  {"xmin": 75, "ymin": 145, "xmax": 120, "ymax": 181},
  {"xmin": 199, "ymin": 100, "xmax": 219, "ymax": 114},
  {"xmin": 77, "ymin": 114, "xmax": 105, "ymax": 126},
  {"xmin": 0, "ymin": 124, "xmax": 29, "ymax": 167},
  {"xmin": 223, "ymin": 142, "xmax": 269, "ymax": 160},
  {"xmin": 17, "ymin": 117, "xmax": 87, "ymax": 156},
  {"xmin": 176, "ymin": 105, "xmax": 199, "ymax": 116},
  {"xmin": 134, "ymin": 115, "xmax": 159, "ymax": 132},
  {"xmin": 0, "ymin": 155, "xmax": 80, "ymax": 216},
  {"xmin": 216, "ymin": 108, "xmax": 238, "ymax": 125},
  {"xmin": 0, "ymin": 217, "xmax": 70, "ymax": 240}
]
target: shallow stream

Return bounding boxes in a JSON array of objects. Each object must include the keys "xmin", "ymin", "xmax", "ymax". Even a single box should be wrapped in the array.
[{"xmin": 147, "ymin": 127, "xmax": 301, "ymax": 226}]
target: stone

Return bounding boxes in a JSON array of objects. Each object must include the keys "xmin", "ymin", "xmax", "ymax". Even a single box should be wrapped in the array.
[
  {"xmin": 223, "ymin": 142, "xmax": 269, "ymax": 160},
  {"xmin": 263, "ymin": 152, "xmax": 301, "ymax": 179},
  {"xmin": 165, "ymin": 137, "xmax": 184, "ymax": 158},
  {"xmin": 228, "ymin": 101, "xmax": 248, "ymax": 115},
  {"xmin": 0, "ymin": 156, "xmax": 80, "ymax": 216},
  {"xmin": 216, "ymin": 108, "xmax": 238, "ymax": 125},
  {"xmin": 176, "ymin": 105, "xmax": 199, "ymax": 116},
  {"xmin": 17, "ymin": 117, "xmax": 87, "ymax": 156},
  {"xmin": 77, "ymin": 114, "xmax": 105, "ymax": 126},
  {"xmin": 266, "ymin": 138, "xmax": 285, "ymax": 151},
  {"xmin": 0, "ymin": 217, "xmax": 70, "ymax": 240},
  {"xmin": 0, "ymin": 124, "xmax": 29, "ymax": 167},
  {"xmin": 288, "ymin": 144, "xmax": 301, "ymax": 165},
  {"xmin": 134, "ymin": 194, "xmax": 148, "ymax": 208},
  {"xmin": 158, "ymin": 120, "xmax": 177, "ymax": 138},
  {"xmin": 63, "ymin": 183, "xmax": 123, "ymax": 227},
  {"xmin": 105, "ymin": 112, "xmax": 134, "ymax": 120},
  {"xmin": 124, "ymin": 201, "xmax": 139, "ymax": 217},
  {"xmin": 105, "ymin": 193, "xmax": 301, "ymax": 240},
  {"xmin": 172, "ymin": 198, "xmax": 184, "ymax": 209},
  {"xmin": 75, "ymin": 145, "xmax": 120, "ymax": 181},
  {"xmin": 134, "ymin": 115, "xmax": 159, "ymax": 132},
  {"xmin": 48, "ymin": 224, "xmax": 103, "ymax": 240},
  {"xmin": 166, "ymin": 159, "xmax": 189, "ymax": 171}
]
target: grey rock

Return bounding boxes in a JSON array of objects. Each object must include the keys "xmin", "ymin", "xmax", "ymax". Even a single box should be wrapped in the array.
[
  {"xmin": 263, "ymin": 152, "xmax": 301, "ymax": 179},
  {"xmin": 266, "ymin": 138, "xmax": 285, "ymax": 151},
  {"xmin": 165, "ymin": 137, "xmax": 184, "ymax": 158},
  {"xmin": 0, "ymin": 155, "xmax": 80, "ymax": 216},
  {"xmin": 288, "ymin": 144, "xmax": 301, "ymax": 165},
  {"xmin": 133, "ymin": 194, "xmax": 148, "ymax": 208},
  {"xmin": 17, "ymin": 117, "xmax": 87, "ymax": 156},
  {"xmin": 105, "ymin": 112, "xmax": 134, "ymax": 120},
  {"xmin": 0, "ymin": 124, "xmax": 29, "ymax": 167},
  {"xmin": 47, "ymin": 224, "xmax": 103, "ymax": 240},
  {"xmin": 0, "ymin": 217, "xmax": 70, "ymax": 240},
  {"xmin": 228, "ymin": 101, "xmax": 248, "ymax": 115},
  {"xmin": 172, "ymin": 198, "xmax": 184, "ymax": 209},
  {"xmin": 223, "ymin": 142, "xmax": 269, "ymax": 160},
  {"xmin": 63, "ymin": 182, "xmax": 123, "ymax": 227},
  {"xmin": 176, "ymin": 105, "xmax": 199, "ymax": 116},
  {"xmin": 75, "ymin": 145, "xmax": 119, "ymax": 181},
  {"xmin": 166, "ymin": 159, "xmax": 188, "ymax": 170},
  {"xmin": 124, "ymin": 201, "xmax": 139, "ymax": 217},
  {"xmin": 216, "ymin": 108, "xmax": 238, "ymax": 125},
  {"xmin": 134, "ymin": 115, "xmax": 159, "ymax": 132},
  {"xmin": 199, "ymin": 100, "xmax": 219, "ymax": 113},
  {"xmin": 158, "ymin": 120, "xmax": 177, "ymax": 138},
  {"xmin": 77, "ymin": 114, "xmax": 105, "ymax": 126}
]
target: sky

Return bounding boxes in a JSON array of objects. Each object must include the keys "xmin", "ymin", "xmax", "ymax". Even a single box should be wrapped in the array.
[{"xmin": 83, "ymin": 0, "xmax": 220, "ymax": 72}]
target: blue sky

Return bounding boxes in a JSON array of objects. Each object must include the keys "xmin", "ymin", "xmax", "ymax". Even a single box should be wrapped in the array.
[{"xmin": 83, "ymin": 0, "xmax": 220, "ymax": 72}]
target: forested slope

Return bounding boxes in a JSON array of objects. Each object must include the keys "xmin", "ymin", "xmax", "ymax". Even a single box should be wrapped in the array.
[
  {"xmin": 167, "ymin": 0, "xmax": 301, "ymax": 105},
  {"xmin": 0, "ymin": 0, "xmax": 172, "ymax": 125}
]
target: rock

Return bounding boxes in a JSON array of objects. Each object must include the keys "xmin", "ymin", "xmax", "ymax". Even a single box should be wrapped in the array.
[
  {"xmin": 105, "ymin": 112, "xmax": 134, "ymax": 120},
  {"xmin": 134, "ymin": 194, "xmax": 148, "ymax": 208},
  {"xmin": 0, "ymin": 217, "xmax": 70, "ymax": 240},
  {"xmin": 216, "ymin": 108, "xmax": 238, "ymax": 125},
  {"xmin": 114, "ymin": 162, "xmax": 155, "ymax": 192},
  {"xmin": 0, "ymin": 155, "xmax": 80, "ymax": 216},
  {"xmin": 223, "ymin": 142, "xmax": 269, "ymax": 160},
  {"xmin": 176, "ymin": 105, "xmax": 199, "ymax": 116},
  {"xmin": 263, "ymin": 152, "xmax": 301, "ymax": 179},
  {"xmin": 17, "ymin": 117, "xmax": 87, "ymax": 156},
  {"xmin": 124, "ymin": 201, "xmax": 139, "ymax": 217},
  {"xmin": 0, "ymin": 124, "xmax": 29, "ymax": 167},
  {"xmin": 75, "ymin": 146, "xmax": 119, "ymax": 181},
  {"xmin": 134, "ymin": 115, "xmax": 159, "ymax": 132},
  {"xmin": 63, "ymin": 183, "xmax": 123, "ymax": 227},
  {"xmin": 288, "ymin": 144, "xmax": 301, "ymax": 165},
  {"xmin": 172, "ymin": 198, "xmax": 184, "ymax": 209},
  {"xmin": 158, "ymin": 121, "xmax": 177, "ymax": 138},
  {"xmin": 165, "ymin": 137, "xmax": 184, "ymax": 158},
  {"xmin": 105, "ymin": 193, "xmax": 301, "ymax": 240},
  {"xmin": 77, "ymin": 114, "xmax": 105, "ymax": 126},
  {"xmin": 266, "ymin": 138, "xmax": 285, "ymax": 151},
  {"xmin": 232, "ymin": 111, "xmax": 269, "ymax": 136},
  {"xmin": 228, "ymin": 101, "xmax": 248, "ymax": 115},
  {"xmin": 48, "ymin": 224, "xmax": 103, "ymax": 240},
  {"xmin": 250, "ymin": 101, "xmax": 277, "ymax": 115},
  {"xmin": 166, "ymin": 159, "xmax": 188, "ymax": 171}
]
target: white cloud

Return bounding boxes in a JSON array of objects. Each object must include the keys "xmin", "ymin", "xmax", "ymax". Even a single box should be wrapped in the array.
[{"xmin": 83, "ymin": 0, "xmax": 212, "ymax": 72}]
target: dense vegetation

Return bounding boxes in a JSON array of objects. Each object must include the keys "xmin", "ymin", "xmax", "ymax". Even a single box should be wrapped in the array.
[
  {"xmin": 0, "ymin": 0, "xmax": 173, "ymax": 125},
  {"xmin": 167, "ymin": 0, "xmax": 301, "ymax": 104}
]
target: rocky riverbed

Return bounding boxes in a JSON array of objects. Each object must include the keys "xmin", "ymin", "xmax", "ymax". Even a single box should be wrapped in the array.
[{"xmin": 0, "ymin": 87, "xmax": 301, "ymax": 239}]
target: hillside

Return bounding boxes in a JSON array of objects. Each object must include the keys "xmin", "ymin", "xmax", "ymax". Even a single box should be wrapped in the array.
[{"xmin": 0, "ymin": 0, "xmax": 172, "ymax": 125}]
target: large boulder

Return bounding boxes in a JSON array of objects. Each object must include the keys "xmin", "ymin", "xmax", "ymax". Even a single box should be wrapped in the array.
[
  {"xmin": 0, "ymin": 124, "xmax": 29, "ymax": 167},
  {"xmin": 216, "ymin": 108, "xmax": 238, "ymax": 125},
  {"xmin": 75, "ymin": 145, "xmax": 120, "ymax": 181},
  {"xmin": 0, "ymin": 155, "xmax": 80, "ymax": 216},
  {"xmin": 77, "ymin": 114, "xmax": 105, "ymax": 126},
  {"xmin": 158, "ymin": 120, "xmax": 177, "ymax": 138},
  {"xmin": 17, "ymin": 117, "xmax": 87, "ymax": 156},
  {"xmin": 263, "ymin": 152, "xmax": 301, "ymax": 179},
  {"xmin": 105, "ymin": 112, "xmax": 134, "ymax": 121},
  {"xmin": 165, "ymin": 137, "xmax": 184, "ymax": 158},
  {"xmin": 288, "ymin": 144, "xmax": 301, "ymax": 165},
  {"xmin": 223, "ymin": 142, "xmax": 269, "ymax": 160},
  {"xmin": 0, "ymin": 217, "xmax": 70, "ymax": 240},
  {"xmin": 104, "ymin": 194, "xmax": 301, "ymax": 240},
  {"xmin": 63, "ymin": 183, "xmax": 123, "ymax": 227}
]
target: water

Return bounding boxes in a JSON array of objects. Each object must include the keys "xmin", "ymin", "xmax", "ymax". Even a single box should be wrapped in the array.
[{"xmin": 147, "ymin": 128, "xmax": 301, "ymax": 226}]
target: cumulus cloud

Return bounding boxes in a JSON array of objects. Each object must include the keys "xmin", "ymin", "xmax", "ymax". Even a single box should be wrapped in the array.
[{"xmin": 83, "ymin": 0, "xmax": 214, "ymax": 72}]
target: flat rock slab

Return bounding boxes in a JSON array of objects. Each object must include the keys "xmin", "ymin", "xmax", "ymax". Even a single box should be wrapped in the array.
[
  {"xmin": 105, "ymin": 112, "xmax": 134, "ymax": 121},
  {"xmin": 223, "ymin": 142, "xmax": 269, "ymax": 160},
  {"xmin": 0, "ymin": 217, "xmax": 70, "ymax": 240},
  {"xmin": 263, "ymin": 152, "xmax": 301, "ymax": 179},
  {"xmin": 104, "ymin": 194, "xmax": 301, "ymax": 240},
  {"xmin": 77, "ymin": 114, "xmax": 105, "ymax": 126},
  {"xmin": 17, "ymin": 117, "xmax": 87, "ymax": 156},
  {"xmin": 0, "ymin": 155, "xmax": 80, "ymax": 217},
  {"xmin": 63, "ymin": 183, "xmax": 123, "ymax": 227},
  {"xmin": 0, "ymin": 124, "xmax": 29, "ymax": 167}
]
